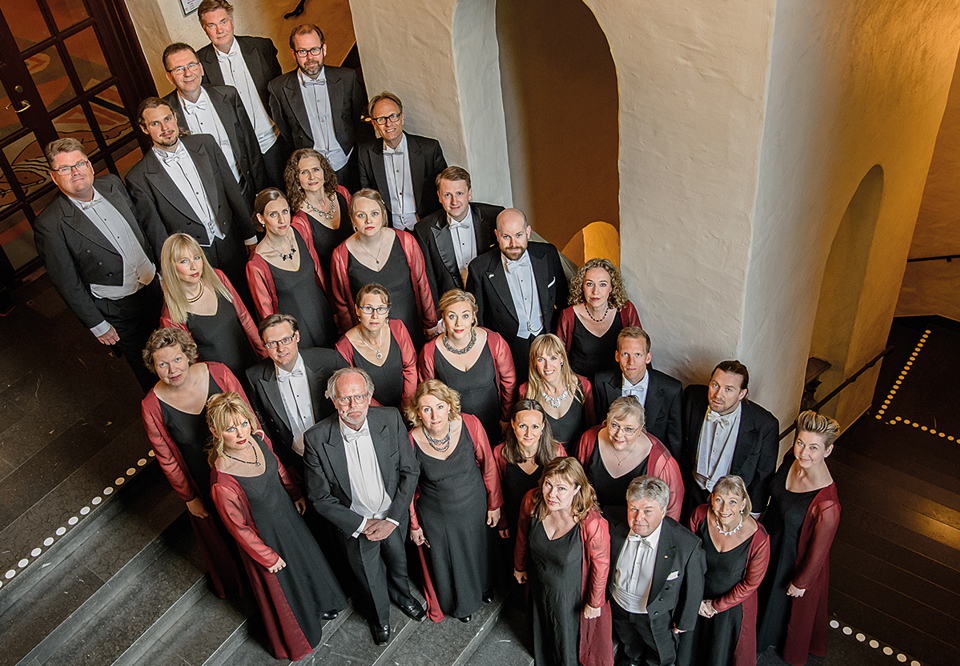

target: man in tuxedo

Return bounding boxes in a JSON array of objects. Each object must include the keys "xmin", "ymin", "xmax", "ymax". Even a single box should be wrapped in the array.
[
  {"xmin": 267, "ymin": 24, "xmax": 367, "ymax": 191},
  {"xmin": 609, "ymin": 476, "xmax": 704, "ymax": 666},
  {"xmin": 196, "ymin": 0, "xmax": 287, "ymax": 187},
  {"xmin": 679, "ymin": 360, "xmax": 779, "ymax": 519},
  {"xmin": 414, "ymin": 166, "xmax": 502, "ymax": 301},
  {"xmin": 245, "ymin": 313, "xmax": 347, "ymax": 475},
  {"xmin": 466, "ymin": 208, "xmax": 567, "ymax": 382},
  {"xmin": 302, "ymin": 368, "xmax": 424, "ymax": 645},
  {"xmin": 162, "ymin": 42, "xmax": 267, "ymax": 207},
  {"xmin": 358, "ymin": 92, "xmax": 447, "ymax": 231},
  {"xmin": 126, "ymin": 97, "xmax": 257, "ymax": 310},
  {"xmin": 33, "ymin": 138, "xmax": 165, "ymax": 392},
  {"xmin": 594, "ymin": 327, "xmax": 683, "ymax": 458}
]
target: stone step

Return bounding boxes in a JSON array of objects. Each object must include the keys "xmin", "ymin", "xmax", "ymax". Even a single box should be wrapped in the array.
[
  {"xmin": 387, "ymin": 595, "xmax": 504, "ymax": 666},
  {"xmin": 463, "ymin": 600, "xmax": 533, "ymax": 666}
]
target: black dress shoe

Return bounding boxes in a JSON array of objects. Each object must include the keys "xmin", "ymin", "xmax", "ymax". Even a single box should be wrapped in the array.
[
  {"xmin": 370, "ymin": 622, "xmax": 390, "ymax": 646},
  {"xmin": 398, "ymin": 600, "xmax": 426, "ymax": 622},
  {"xmin": 322, "ymin": 610, "xmax": 339, "ymax": 621},
  {"xmin": 457, "ymin": 615, "xmax": 472, "ymax": 623},
  {"xmin": 482, "ymin": 589, "xmax": 494, "ymax": 603}
]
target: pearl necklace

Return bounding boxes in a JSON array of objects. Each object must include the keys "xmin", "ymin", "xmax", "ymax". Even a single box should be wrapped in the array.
[
  {"xmin": 716, "ymin": 513, "xmax": 744, "ymax": 536},
  {"xmin": 424, "ymin": 425, "xmax": 451, "ymax": 452},
  {"xmin": 443, "ymin": 328, "xmax": 477, "ymax": 355},
  {"xmin": 304, "ymin": 194, "xmax": 336, "ymax": 220}
]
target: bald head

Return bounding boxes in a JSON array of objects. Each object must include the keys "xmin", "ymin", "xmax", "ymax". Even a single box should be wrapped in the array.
[{"xmin": 495, "ymin": 208, "xmax": 531, "ymax": 261}]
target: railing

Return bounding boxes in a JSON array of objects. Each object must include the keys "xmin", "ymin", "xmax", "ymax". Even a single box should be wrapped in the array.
[
  {"xmin": 906, "ymin": 254, "xmax": 960, "ymax": 263},
  {"xmin": 778, "ymin": 345, "xmax": 894, "ymax": 441}
]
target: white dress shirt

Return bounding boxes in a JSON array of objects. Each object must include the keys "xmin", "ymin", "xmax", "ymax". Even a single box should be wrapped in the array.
[
  {"xmin": 695, "ymin": 402, "xmax": 743, "ymax": 491},
  {"xmin": 154, "ymin": 143, "xmax": 222, "ymax": 245},
  {"xmin": 178, "ymin": 88, "xmax": 240, "ymax": 182},
  {"xmin": 449, "ymin": 205, "xmax": 477, "ymax": 283},
  {"xmin": 381, "ymin": 133, "xmax": 418, "ymax": 230},
  {"xmin": 339, "ymin": 418, "xmax": 395, "ymax": 537},
  {"xmin": 502, "ymin": 251, "xmax": 544, "ymax": 338},
  {"xmin": 612, "ymin": 521, "xmax": 663, "ymax": 613},
  {"xmin": 622, "ymin": 370, "xmax": 650, "ymax": 406},
  {"xmin": 276, "ymin": 354, "xmax": 314, "ymax": 456},
  {"xmin": 215, "ymin": 39, "xmax": 278, "ymax": 154},
  {"xmin": 70, "ymin": 188, "xmax": 156, "ymax": 336},
  {"xmin": 299, "ymin": 68, "xmax": 349, "ymax": 171}
]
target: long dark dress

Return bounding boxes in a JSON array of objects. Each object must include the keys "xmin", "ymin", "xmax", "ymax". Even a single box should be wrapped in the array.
[
  {"xmin": 529, "ymin": 517, "xmax": 583, "ymax": 666},
  {"xmin": 157, "ymin": 373, "xmax": 222, "ymax": 500},
  {"xmin": 415, "ymin": 427, "xmax": 489, "ymax": 618},
  {"xmin": 305, "ymin": 193, "xmax": 351, "ymax": 271},
  {"xmin": 352, "ymin": 333, "xmax": 404, "ymax": 408},
  {"xmin": 230, "ymin": 439, "xmax": 346, "ymax": 648},
  {"xmin": 434, "ymin": 344, "xmax": 500, "ymax": 444},
  {"xmin": 687, "ymin": 521, "xmax": 753, "ymax": 666},
  {"xmin": 546, "ymin": 381, "xmax": 588, "ymax": 446},
  {"xmin": 756, "ymin": 463, "xmax": 819, "ymax": 650},
  {"xmin": 568, "ymin": 313, "xmax": 623, "ymax": 381},
  {"xmin": 185, "ymin": 292, "xmax": 258, "ymax": 384},
  {"xmin": 347, "ymin": 237, "xmax": 424, "ymax": 349},
  {"xmin": 587, "ymin": 444, "xmax": 648, "ymax": 510},
  {"xmin": 268, "ymin": 229, "xmax": 337, "ymax": 348},
  {"xmin": 502, "ymin": 462, "xmax": 544, "ymax": 537}
]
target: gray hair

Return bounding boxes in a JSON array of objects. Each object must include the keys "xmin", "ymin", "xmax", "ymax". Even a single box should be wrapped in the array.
[
  {"xmin": 625, "ymin": 475, "xmax": 669, "ymax": 509},
  {"xmin": 327, "ymin": 367, "xmax": 375, "ymax": 402}
]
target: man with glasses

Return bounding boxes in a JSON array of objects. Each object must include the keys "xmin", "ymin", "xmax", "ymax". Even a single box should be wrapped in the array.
[
  {"xmin": 34, "ymin": 138, "xmax": 166, "ymax": 392},
  {"xmin": 245, "ymin": 313, "xmax": 346, "ymax": 475},
  {"xmin": 303, "ymin": 367, "xmax": 424, "ymax": 646},
  {"xmin": 358, "ymin": 92, "xmax": 446, "ymax": 231},
  {"xmin": 267, "ymin": 23, "xmax": 367, "ymax": 191},
  {"xmin": 162, "ymin": 42, "xmax": 267, "ymax": 207}
]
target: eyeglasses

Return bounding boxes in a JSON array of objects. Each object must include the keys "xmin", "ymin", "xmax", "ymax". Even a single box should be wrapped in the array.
[
  {"xmin": 359, "ymin": 305, "xmax": 390, "ymax": 315},
  {"xmin": 294, "ymin": 46, "xmax": 324, "ymax": 57},
  {"xmin": 372, "ymin": 112, "xmax": 402, "ymax": 126},
  {"xmin": 54, "ymin": 159, "xmax": 90, "ymax": 175},
  {"xmin": 167, "ymin": 62, "xmax": 201, "ymax": 76},
  {"xmin": 334, "ymin": 392, "xmax": 369, "ymax": 406},
  {"xmin": 263, "ymin": 335, "xmax": 296, "ymax": 349},
  {"xmin": 609, "ymin": 421, "xmax": 639, "ymax": 436}
]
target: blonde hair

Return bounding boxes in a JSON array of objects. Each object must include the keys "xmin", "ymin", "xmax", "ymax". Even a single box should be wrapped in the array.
[
  {"xmin": 160, "ymin": 234, "xmax": 232, "ymax": 324},
  {"xmin": 205, "ymin": 392, "xmax": 263, "ymax": 467},
  {"xmin": 710, "ymin": 474, "xmax": 752, "ymax": 516},
  {"xmin": 796, "ymin": 410, "xmax": 840, "ymax": 447},
  {"xmin": 438, "ymin": 289, "xmax": 478, "ymax": 325},
  {"xmin": 568, "ymin": 258, "xmax": 629, "ymax": 309},
  {"xmin": 404, "ymin": 379, "xmax": 462, "ymax": 427},
  {"xmin": 606, "ymin": 395, "xmax": 647, "ymax": 432},
  {"xmin": 526, "ymin": 334, "xmax": 582, "ymax": 404},
  {"xmin": 531, "ymin": 457, "xmax": 598, "ymax": 522}
]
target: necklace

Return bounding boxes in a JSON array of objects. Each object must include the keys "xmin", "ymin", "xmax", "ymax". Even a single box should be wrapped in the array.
[
  {"xmin": 186, "ymin": 281, "xmax": 204, "ymax": 304},
  {"xmin": 716, "ymin": 513, "xmax": 744, "ymax": 536},
  {"xmin": 304, "ymin": 194, "xmax": 336, "ymax": 220},
  {"xmin": 424, "ymin": 426, "xmax": 451, "ymax": 452},
  {"xmin": 586, "ymin": 304, "xmax": 609, "ymax": 323},
  {"xmin": 223, "ymin": 444, "xmax": 260, "ymax": 467},
  {"xmin": 357, "ymin": 326, "xmax": 384, "ymax": 360},
  {"xmin": 611, "ymin": 442, "xmax": 637, "ymax": 467},
  {"xmin": 266, "ymin": 234, "xmax": 297, "ymax": 261},
  {"xmin": 543, "ymin": 387, "xmax": 569, "ymax": 410},
  {"xmin": 358, "ymin": 236, "xmax": 386, "ymax": 266},
  {"xmin": 443, "ymin": 328, "xmax": 477, "ymax": 355}
]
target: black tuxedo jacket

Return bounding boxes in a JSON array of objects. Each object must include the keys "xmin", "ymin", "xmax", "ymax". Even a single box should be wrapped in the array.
[
  {"xmin": 465, "ymin": 242, "xmax": 568, "ymax": 340},
  {"xmin": 165, "ymin": 85, "xmax": 268, "ymax": 205},
  {"xmin": 357, "ymin": 133, "xmax": 447, "ymax": 224},
  {"xmin": 198, "ymin": 36, "xmax": 281, "ymax": 109},
  {"xmin": 302, "ymin": 406, "xmax": 420, "ymax": 537},
  {"xmin": 125, "ymin": 134, "xmax": 256, "ymax": 252},
  {"xmin": 608, "ymin": 514, "xmax": 704, "ymax": 655},
  {"xmin": 414, "ymin": 201, "xmax": 503, "ymax": 301},
  {"xmin": 267, "ymin": 66, "xmax": 366, "ymax": 154},
  {"xmin": 680, "ymin": 384, "xmax": 779, "ymax": 513},
  {"xmin": 594, "ymin": 368, "xmax": 683, "ymax": 459},
  {"xmin": 33, "ymin": 174, "xmax": 166, "ymax": 329},
  {"xmin": 245, "ymin": 348, "xmax": 348, "ymax": 469}
]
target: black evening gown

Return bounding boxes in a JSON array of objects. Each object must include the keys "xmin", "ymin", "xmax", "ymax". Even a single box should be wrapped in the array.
[
  {"xmin": 686, "ymin": 520, "xmax": 753, "ymax": 666},
  {"xmin": 347, "ymin": 237, "xmax": 424, "ymax": 349},
  {"xmin": 586, "ymin": 444, "xmax": 647, "ymax": 511},
  {"xmin": 352, "ymin": 332, "xmax": 403, "ymax": 408},
  {"xmin": 756, "ymin": 461, "xmax": 819, "ymax": 650},
  {"xmin": 415, "ymin": 427, "xmax": 489, "ymax": 618},
  {"xmin": 232, "ymin": 439, "xmax": 347, "ymax": 647},
  {"xmin": 545, "ymin": 379, "xmax": 588, "ymax": 446},
  {"xmin": 268, "ymin": 229, "xmax": 337, "ymax": 348},
  {"xmin": 529, "ymin": 518, "xmax": 582, "ymax": 666},
  {"xmin": 568, "ymin": 312, "xmax": 624, "ymax": 381},
  {"xmin": 158, "ymin": 372, "xmax": 223, "ymax": 500},
  {"xmin": 305, "ymin": 194, "xmax": 352, "ymax": 271},
  {"xmin": 502, "ymin": 462, "xmax": 545, "ymax": 538},
  {"xmin": 186, "ymin": 291, "xmax": 257, "ymax": 385},
  {"xmin": 434, "ymin": 343, "xmax": 500, "ymax": 445}
]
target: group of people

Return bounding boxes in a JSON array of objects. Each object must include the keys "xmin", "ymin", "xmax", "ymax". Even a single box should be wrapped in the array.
[{"xmin": 32, "ymin": 2, "xmax": 842, "ymax": 665}]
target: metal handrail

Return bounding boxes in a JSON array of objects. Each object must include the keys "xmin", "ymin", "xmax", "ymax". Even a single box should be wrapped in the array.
[
  {"xmin": 778, "ymin": 345, "xmax": 894, "ymax": 440},
  {"xmin": 906, "ymin": 254, "xmax": 960, "ymax": 263}
]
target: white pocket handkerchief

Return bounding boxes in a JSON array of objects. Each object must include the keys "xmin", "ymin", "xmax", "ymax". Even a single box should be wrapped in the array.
[{"xmin": 666, "ymin": 571, "xmax": 680, "ymax": 581}]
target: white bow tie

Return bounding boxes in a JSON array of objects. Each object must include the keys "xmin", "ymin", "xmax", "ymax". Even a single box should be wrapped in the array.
[
  {"xmin": 706, "ymin": 410, "xmax": 733, "ymax": 428},
  {"xmin": 278, "ymin": 368, "xmax": 304, "ymax": 383},
  {"xmin": 342, "ymin": 426, "xmax": 369, "ymax": 443},
  {"xmin": 304, "ymin": 76, "xmax": 326, "ymax": 87},
  {"xmin": 628, "ymin": 533, "xmax": 652, "ymax": 548},
  {"xmin": 183, "ymin": 99, "xmax": 208, "ymax": 114}
]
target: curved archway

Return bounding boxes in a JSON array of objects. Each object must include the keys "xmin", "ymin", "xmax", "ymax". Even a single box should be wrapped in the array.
[{"xmin": 808, "ymin": 165, "xmax": 884, "ymax": 419}]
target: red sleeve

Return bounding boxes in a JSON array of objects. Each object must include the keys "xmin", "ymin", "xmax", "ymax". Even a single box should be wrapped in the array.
[
  {"xmin": 418, "ymin": 337, "xmax": 437, "ymax": 380},
  {"xmin": 792, "ymin": 494, "xmax": 841, "ymax": 590},
  {"xmin": 648, "ymin": 435, "xmax": 684, "ymax": 521},
  {"xmin": 576, "ymin": 426, "xmax": 601, "ymax": 466},
  {"xmin": 335, "ymin": 184, "xmax": 352, "ymax": 207},
  {"xmin": 580, "ymin": 375, "xmax": 596, "ymax": 426},
  {"xmin": 141, "ymin": 390, "xmax": 196, "ymax": 502},
  {"xmin": 582, "ymin": 511, "xmax": 611, "ymax": 609},
  {"xmin": 557, "ymin": 307, "xmax": 575, "ymax": 354},
  {"xmin": 620, "ymin": 301, "xmax": 642, "ymax": 328},
  {"xmin": 493, "ymin": 443, "xmax": 508, "ymax": 479},
  {"xmin": 714, "ymin": 524, "xmax": 771, "ymax": 612},
  {"xmin": 514, "ymin": 489, "xmax": 537, "ymax": 572},
  {"xmin": 328, "ymin": 243, "xmax": 357, "ymax": 333},
  {"xmin": 488, "ymin": 331, "xmax": 517, "ymax": 421},
  {"xmin": 211, "ymin": 480, "xmax": 280, "ymax": 569},
  {"xmin": 334, "ymin": 334, "xmax": 355, "ymax": 365},
  {"xmin": 391, "ymin": 319, "xmax": 420, "ymax": 409},
  {"xmin": 245, "ymin": 253, "xmax": 278, "ymax": 319},
  {"xmin": 688, "ymin": 503, "xmax": 709, "ymax": 532},
  {"xmin": 217, "ymin": 269, "xmax": 267, "ymax": 359},
  {"xmin": 466, "ymin": 414, "xmax": 503, "ymax": 511},
  {"xmin": 555, "ymin": 442, "xmax": 569, "ymax": 458},
  {"xmin": 517, "ymin": 382, "xmax": 528, "ymax": 400},
  {"xmin": 159, "ymin": 303, "xmax": 188, "ymax": 331},
  {"xmin": 291, "ymin": 213, "xmax": 329, "ymax": 294},
  {"xmin": 397, "ymin": 230, "xmax": 438, "ymax": 329}
]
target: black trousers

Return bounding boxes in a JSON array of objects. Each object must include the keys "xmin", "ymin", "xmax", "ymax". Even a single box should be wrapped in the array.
[
  {"xmin": 339, "ymin": 522, "xmax": 416, "ymax": 626},
  {"xmin": 612, "ymin": 600, "xmax": 677, "ymax": 666},
  {"xmin": 95, "ymin": 279, "xmax": 163, "ymax": 392},
  {"xmin": 507, "ymin": 333, "xmax": 534, "ymax": 385},
  {"xmin": 334, "ymin": 149, "xmax": 360, "ymax": 195},
  {"xmin": 262, "ymin": 136, "xmax": 291, "ymax": 190}
]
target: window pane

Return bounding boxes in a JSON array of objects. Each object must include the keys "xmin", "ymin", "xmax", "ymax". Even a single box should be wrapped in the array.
[
  {"xmin": 0, "ymin": 81, "xmax": 26, "ymax": 142},
  {"xmin": 52, "ymin": 103, "xmax": 98, "ymax": 155},
  {"xmin": 2, "ymin": 131, "xmax": 49, "ymax": 209},
  {"xmin": 28, "ymin": 44, "xmax": 75, "ymax": 108},
  {"xmin": 46, "ymin": 0, "xmax": 89, "ymax": 32},
  {"xmin": 91, "ymin": 86, "xmax": 131, "ymax": 145},
  {"xmin": 63, "ymin": 27, "xmax": 109, "ymax": 91},
  {"xmin": 0, "ymin": 208, "xmax": 37, "ymax": 271},
  {"xmin": 0, "ymin": 0, "xmax": 51, "ymax": 46}
]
